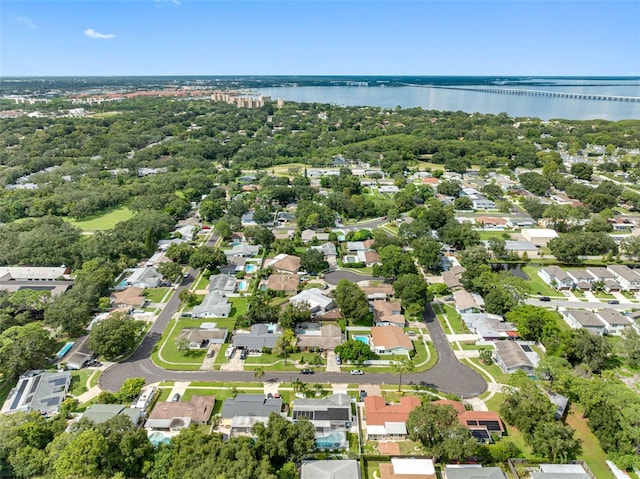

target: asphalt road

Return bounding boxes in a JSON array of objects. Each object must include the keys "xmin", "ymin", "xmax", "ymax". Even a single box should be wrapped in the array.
[
  {"xmin": 324, "ymin": 270, "xmax": 378, "ymax": 284},
  {"xmin": 100, "ymin": 288, "xmax": 487, "ymax": 398},
  {"xmin": 525, "ymin": 298, "xmax": 634, "ymax": 310}
]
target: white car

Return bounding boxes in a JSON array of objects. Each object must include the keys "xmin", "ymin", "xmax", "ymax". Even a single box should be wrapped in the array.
[{"xmin": 350, "ymin": 369, "xmax": 364, "ymax": 375}]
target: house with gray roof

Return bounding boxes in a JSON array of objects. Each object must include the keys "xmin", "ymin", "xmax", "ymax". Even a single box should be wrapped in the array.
[
  {"xmin": 607, "ymin": 264, "xmax": 640, "ymax": 291},
  {"xmin": 538, "ymin": 266, "xmax": 572, "ymax": 291},
  {"xmin": 290, "ymin": 288, "xmax": 334, "ymax": 315},
  {"xmin": 529, "ymin": 463, "xmax": 591, "ymax": 479},
  {"xmin": 82, "ymin": 404, "xmax": 142, "ymax": 425},
  {"xmin": 207, "ymin": 273, "xmax": 237, "ymax": 294},
  {"xmin": 226, "ymin": 243, "xmax": 260, "ymax": 258},
  {"xmin": 301, "ymin": 229, "xmax": 331, "ymax": 243},
  {"xmin": 453, "ymin": 290, "xmax": 483, "ymax": 314},
  {"xmin": 220, "ymin": 394, "xmax": 284, "ymax": 436},
  {"xmin": 595, "ymin": 308, "xmax": 632, "ymax": 335},
  {"xmin": 2, "ymin": 370, "xmax": 71, "ymax": 416},
  {"xmin": 178, "ymin": 327, "xmax": 228, "ymax": 349},
  {"xmin": 292, "ymin": 393, "xmax": 352, "ymax": 433},
  {"xmin": 233, "ymin": 323, "xmax": 282, "ymax": 351},
  {"xmin": 192, "ymin": 291, "xmax": 232, "ymax": 318},
  {"xmin": 125, "ymin": 266, "xmax": 162, "ymax": 289},
  {"xmin": 493, "ymin": 341, "xmax": 539, "ymax": 374},
  {"xmin": 445, "ymin": 465, "xmax": 506, "ymax": 479},
  {"xmin": 301, "ymin": 460, "xmax": 360, "ymax": 479},
  {"xmin": 310, "ymin": 242, "xmax": 337, "ymax": 259},
  {"xmin": 563, "ymin": 310, "xmax": 607, "ymax": 335},
  {"xmin": 461, "ymin": 313, "xmax": 515, "ymax": 340}
]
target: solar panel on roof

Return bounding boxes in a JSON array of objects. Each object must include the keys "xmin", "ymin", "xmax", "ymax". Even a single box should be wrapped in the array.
[
  {"xmin": 478, "ymin": 420, "xmax": 501, "ymax": 430},
  {"xmin": 521, "ymin": 345, "xmax": 533, "ymax": 352},
  {"xmin": 466, "ymin": 419, "xmax": 478, "ymax": 426},
  {"xmin": 471, "ymin": 429, "xmax": 491, "ymax": 441},
  {"xmin": 10, "ymin": 379, "xmax": 28, "ymax": 410}
]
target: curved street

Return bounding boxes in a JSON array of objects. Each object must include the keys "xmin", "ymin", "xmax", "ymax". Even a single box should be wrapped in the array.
[{"xmin": 100, "ymin": 280, "xmax": 487, "ymax": 397}]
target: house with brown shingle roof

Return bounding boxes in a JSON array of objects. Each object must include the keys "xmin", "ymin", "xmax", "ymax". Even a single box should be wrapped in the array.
[
  {"xmin": 372, "ymin": 300, "xmax": 405, "ymax": 327},
  {"xmin": 265, "ymin": 254, "xmax": 301, "ymax": 273},
  {"xmin": 145, "ymin": 396, "xmax": 215, "ymax": 432},
  {"xmin": 360, "ymin": 283, "xmax": 394, "ymax": 300},
  {"xmin": 370, "ymin": 327, "xmax": 413, "ymax": 355},
  {"xmin": 296, "ymin": 324, "xmax": 343, "ymax": 351},
  {"xmin": 363, "ymin": 395, "xmax": 421, "ymax": 440},
  {"xmin": 267, "ymin": 274, "xmax": 299, "ymax": 293},
  {"xmin": 111, "ymin": 287, "xmax": 146, "ymax": 310},
  {"xmin": 453, "ymin": 290, "xmax": 482, "ymax": 314}
]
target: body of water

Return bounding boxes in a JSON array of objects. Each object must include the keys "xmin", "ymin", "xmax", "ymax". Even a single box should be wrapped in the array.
[{"xmin": 257, "ymin": 81, "xmax": 640, "ymax": 121}]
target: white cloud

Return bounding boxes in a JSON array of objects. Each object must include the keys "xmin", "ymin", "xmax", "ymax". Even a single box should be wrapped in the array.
[
  {"xmin": 84, "ymin": 28, "xmax": 115, "ymax": 39},
  {"xmin": 17, "ymin": 17, "xmax": 37, "ymax": 29}
]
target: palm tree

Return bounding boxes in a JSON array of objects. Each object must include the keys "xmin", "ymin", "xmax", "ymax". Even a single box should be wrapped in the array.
[
  {"xmin": 292, "ymin": 378, "xmax": 305, "ymax": 393},
  {"xmin": 391, "ymin": 358, "xmax": 416, "ymax": 392},
  {"xmin": 254, "ymin": 367, "xmax": 265, "ymax": 384}
]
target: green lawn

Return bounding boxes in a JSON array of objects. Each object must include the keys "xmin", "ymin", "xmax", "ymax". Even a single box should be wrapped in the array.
[
  {"xmin": 566, "ymin": 407, "xmax": 615, "ymax": 479},
  {"xmin": 66, "ymin": 206, "xmax": 134, "ymax": 232},
  {"xmin": 593, "ymin": 291, "xmax": 615, "ymax": 300},
  {"xmin": 522, "ymin": 265, "xmax": 560, "ymax": 297},
  {"xmin": 229, "ymin": 297, "xmax": 249, "ymax": 318},
  {"xmin": 88, "ymin": 370, "xmax": 101, "ymax": 388},
  {"xmin": 441, "ymin": 304, "xmax": 468, "ymax": 334},
  {"xmin": 194, "ymin": 274, "xmax": 211, "ymax": 291},
  {"xmin": 466, "ymin": 358, "xmax": 512, "ymax": 385},
  {"xmin": 152, "ymin": 317, "xmax": 210, "ymax": 369},
  {"xmin": 478, "ymin": 230, "xmax": 513, "ymax": 240},
  {"xmin": 144, "ymin": 287, "xmax": 171, "ymax": 303},
  {"xmin": 70, "ymin": 370, "xmax": 89, "ymax": 396},
  {"xmin": 573, "ymin": 289, "xmax": 586, "ymax": 298}
]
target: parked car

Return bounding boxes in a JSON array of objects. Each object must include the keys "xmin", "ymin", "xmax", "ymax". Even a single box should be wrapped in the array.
[
  {"xmin": 350, "ymin": 369, "xmax": 364, "ymax": 375},
  {"xmin": 240, "ymin": 349, "xmax": 248, "ymax": 360},
  {"xmin": 300, "ymin": 369, "xmax": 314, "ymax": 375},
  {"xmin": 540, "ymin": 296, "xmax": 551, "ymax": 302},
  {"xmin": 335, "ymin": 355, "xmax": 342, "ymax": 365},
  {"xmin": 171, "ymin": 393, "xmax": 181, "ymax": 402},
  {"xmin": 181, "ymin": 312, "xmax": 193, "ymax": 318},
  {"xmin": 608, "ymin": 299, "xmax": 620, "ymax": 304}
]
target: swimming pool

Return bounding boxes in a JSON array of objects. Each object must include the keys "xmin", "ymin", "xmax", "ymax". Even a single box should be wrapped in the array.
[
  {"xmin": 245, "ymin": 264, "xmax": 257, "ymax": 273},
  {"xmin": 354, "ymin": 335, "xmax": 369, "ymax": 345},
  {"xmin": 148, "ymin": 432, "xmax": 171, "ymax": 447},
  {"xmin": 238, "ymin": 280, "xmax": 248, "ymax": 291},
  {"xmin": 315, "ymin": 431, "xmax": 346, "ymax": 449}
]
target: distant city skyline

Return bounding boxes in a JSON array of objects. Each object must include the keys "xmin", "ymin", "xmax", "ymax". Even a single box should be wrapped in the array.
[{"xmin": 1, "ymin": 0, "xmax": 639, "ymax": 77}]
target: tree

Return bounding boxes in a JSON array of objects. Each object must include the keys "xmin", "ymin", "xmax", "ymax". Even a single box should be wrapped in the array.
[
  {"xmin": 532, "ymin": 422, "xmax": 582, "ymax": 462},
  {"xmin": 500, "ymin": 373, "xmax": 556, "ymax": 438},
  {"xmin": 333, "ymin": 280, "xmax": 370, "ymax": 323},
  {"xmin": 568, "ymin": 328, "xmax": 611, "ymax": 374},
  {"xmin": 407, "ymin": 403, "xmax": 476, "ymax": 461},
  {"xmin": 52, "ymin": 429, "xmax": 109, "ymax": 479},
  {"xmin": 373, "ymin": 245, "xmax": 417, "ymax": 279},
  {"xmin": 179, "ymin": 289, "xmax": 198, "ymax": 307},
  {"xmin": 394, "ymin": 274, "xmax": 432, "ymax": 309},
  {"xmin": 436, "ymin": 180, "xmax": 462, "ymax": 197},
  {"xmin": 392, "ymin": 358, "xmax": 416, "ymax": 391},
  {"xmin": 487, "ymin": 237, "xmax": 507, "ymax": 259},
  {"xmin": 155, "ymin": 261, "xmax": 184, "ymax": 283},
  {"xmin": 214, "ymin": 219, "xmax": 232, "ymax": 241},
  {"xmin": 279, "ymin": 302, "xmax": 311, "ymax": 330},
  {"xmin": 253, "ymin": 413, "xmax": 315, "ymax": 468},
  {"xmin": 165, "ymin": 242, "xmax": 194, "ymax": 264},
  {"xmin": 45, "ymin": 288, "xmax": 95, "ymax": 335},
  {"xmin": 199, "ymin": 198, "xmax": 225, "ymax": 222},
  {"xmin": 273, "ymin": 329, "xmax": 297, "ymax": 364},
  {"xmin": 483, "ymin": 287, "xmax": 519, "ymax": 316},
  {"xmin": 334, "ymin": 340, "xmax": 373, "ymax": 365},
  {"xmin": 620, "ymin": 326, "xmax": 640, "ymax": 367},
  {"xmin": 479, "ymin": 348, "xmax": 493, "ymax": 365},
  {"xmin": 244, "ymin": 226, "xmax": 275, "ymax": 249},
  {"xmin": 506, "ymin": 305, "xmax": 559, "ymax": 342},
  {"xmin": 88, "ymin": 313, "xmax": 144, "ymax": 360},
  {"xmin": 300, "ymin": 248, "xmax": 328, "ymax": 274},
  {"xmin": 254, "ymin": 367, "xmax": 265, "ymax": 384},
  {"xmin": 438, "ymin": 220, "xmax": 480, "ymax": 251},
  {"xmin": 188, "ymin": 246, "xmax": 227, "ymax": 271},
  {"xmin": 570, "ymin": 162, "xmax": 593, "ymax": 181},
  {"xmin": 117, "ymin": 377, "xmax": 146, "ymax": 403},
  {"xmin": 411, "ymin": 237, "xmax": 442, "ymax": 272},
  {"xmin": 0, "ymin": 323, "xmax": 53, "ymax": 379},
  {"xmin": 453, "ymin": 196, "xmax": 473, "ymax": 210},
  {"xmin": 519, "ymin": 172, "xmax": 550, "ymax": 196}
]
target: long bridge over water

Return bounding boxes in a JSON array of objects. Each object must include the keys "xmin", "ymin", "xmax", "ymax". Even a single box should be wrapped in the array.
[{"xmin": 402, "ymin": 83, "xmax": 640, "ymax": 103}]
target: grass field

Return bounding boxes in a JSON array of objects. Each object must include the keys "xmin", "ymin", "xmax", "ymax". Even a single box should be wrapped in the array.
[
  {"xmin": 144, "ymin": 287, "xmax": 171, "ymax": 303},
  {"xmin": 70, "ymin": 370, "xmax": 89, "ymax": 396},
  {"xmin": 566, "ymin": 406, "xmax": 614, "ymax": 479},
  {"xmin": 66, "ymin": 206, "xmax": 134, "ymax": 232},
  {"xmin": 478, "ymin": 230, "xmax": 513, "ymax": 240}
]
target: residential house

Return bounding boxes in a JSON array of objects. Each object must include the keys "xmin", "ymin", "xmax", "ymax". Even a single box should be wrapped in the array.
[
  {"xmin": 233, "ymin": 323, "xmax": 281, "ymax": 351},
  {"xmin": 521, "ymin": 229, "xmax": 559, "ymax": 246},
  {"xmin": 146, "ymin": 396, "xmax": 215, "ymax": 432},
  {"xmin": 499, "ymin": 240, "xmax": 539, "ymax": 258},
  {"xmin": 191, "ymin": 291, "xmax": 232, "ymax": 318},
  {"xmin": 111, "ymin": 287, "xmax": 146, "ymax": 310},
  {"xmin": 360, "ymin": 284, "xmax": 394, "ymax": 300},
  {"xmin": 493, "ymin": 341, "xmax": 540, "ymax": 374},
  {"xmin": 266, "ymin": 274, "xmax": 299, "ymax": 294},
  {"xmin": 378, "ymin": 185, "xmax": 400, "ymax": 194},
  {"xmin": 311, "ymin": 242, "xmax": 338, "ymax": 261},
  {"xmin": 529, "ymin": 464, "xmax": 591, "ymax": 479},
  {"xmin": 65, "ymin": 336, "xmax": 94, "ymax": 370},
  {"xmin": 505, "ymin": 216, "xmax": 537, "ymax": 228},
  {"xmin": 174, "ymin": 224, "xmax": 197, "ymax": 241},
  {"xmin": 372, "ymin": 300, "xmax": 405, "ymax": 327},
  {"xmin": 566, "ymin": 269, "xmax": 594, "ymax": 291},
  {"xmin": 125, "ymin": 266, "xmax": 162, "ymax": 289},
  {"xmin": 290, "ymin": 288, "xmax": 334, "ymax": 315},
  {"xmin": 380, "ymin": 458, "xmax": 436, "ymax": 479},
  {"xmin": 178, "ymin": 327, "xmax": 228, "ymax": 349},
  {"xmin": 370, "ymin": 326, "xmax": 414, "ymax": 356},
  {"xmin": 453, "ymin": 290, "xmax": 483, "ymax": 314},
  {"xmin": 461, "ymin": 313, "xmax": 515, "ymax": 340},
  {"xmin": 301, "ymin": 229, "xmax": 331, "ymax": 243},
  {"xmin": 586, "ymin": 267, "xmax": 621, "ymax": 292},
  {"xmin": 443, "ymin": 265, "xmax": 466, "ymax": 291},
  {"xmin": 226, "ymin": 243, "xmax": 260, "ymax": 258},
  {"xmin": 610, "ymin": 217, "xmax": 635, "ymax": 231},
  {"xmin": 301, "ymin": 460, "xmax": 360, "ymax": 479},
  {"xmin": 157, "ymin": 238, "xmax": 188, "ymax": 251},
  {"xmin": 264, "ymin": 254, "xmax": 301, "ymax": 274},
  {"xmin": 82, "ymin": 404, "xmax": 142, "ymax": 425},
  {"xmin": 445, "ymin": 466, "xmax": 506, "ymax": 479},
  {"xmin": 292, "ymin": 393, "xmax": 352, "ymax": 448},
  {"xmin": 607, "ymin": 265, "xmax": 640, "ymax": 291},
  {"xmin": 2, "ymin": 370, "xmax": 71, "ymax": 416},
  {"xmin": 363, "ymin": 395, "xmax": 422, "ymax": 440},
  {"xmin": 220, "ymin": 394, "xmax": 283, "ymax": 436},
  {"xmin": 595, "ymin": 308, "xmax": 632, "ymax": 335},
  {"xmin": 207, "ymin": 273, "xmax": 237, "ymax": 294},
  {"xmin": 296, "ymin": 323, "xmax": 342, "ymax": 351},
  {"xmin": 0, "ymin": 266, "xmax": 73, "ymax": 296},
  {"xmin": 475, "ymin": 216, "xmax": 507, "ymax": 229},
  {"xmin": 360, "ymin": 250, "xmax": 381, "ymax": 266},
  {"xmin": 547, "ymin": 391, "xmax": 569, "ymax": 420},
  {"xmin": 240, "ymin": 212, "xmax": 257, "ymax": 227},
  {"xmin": 433, "ymin": 400, "xmax": 505, "ymax": 443},
  {"xmin": 220, "ymin": 256, "xmax": 247, "ymax": 275},
  {"xmin": 538, "ymin": 266, "xmax": 573, "ymax": 291},
  {"xmin": 563, "ymin": 310, "xmax": 607, "ymax": 335}
]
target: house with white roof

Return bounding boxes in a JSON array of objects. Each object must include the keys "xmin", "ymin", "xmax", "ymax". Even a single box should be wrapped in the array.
[
  {"xmin": 290, "ymin": 288, "xmax": 334, "ymax": 315},
  {"xmin": 125, "ymin": 266, "xmax": 162, "ymax": 289},
  {"xmin": 191, "ymin": 291, "xmax": 232, "ymax": 318}
]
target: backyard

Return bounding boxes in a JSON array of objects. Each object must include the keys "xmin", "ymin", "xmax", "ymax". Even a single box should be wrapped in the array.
[{"xmin": 66, "ymin": 206, "xmax": 134, "ymax": 232}]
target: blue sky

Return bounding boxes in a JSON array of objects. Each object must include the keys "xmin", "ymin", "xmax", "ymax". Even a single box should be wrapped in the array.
[{"xmin": 1, "ymin": 1, "xmax": 639, "ymax": 76}]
